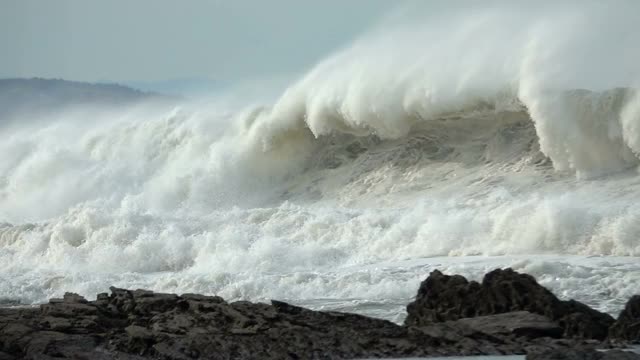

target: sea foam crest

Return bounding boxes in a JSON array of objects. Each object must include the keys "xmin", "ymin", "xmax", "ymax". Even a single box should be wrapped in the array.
[{"xmin": 238, "ymin": 0, "xmax": 640, "ymax": 178}]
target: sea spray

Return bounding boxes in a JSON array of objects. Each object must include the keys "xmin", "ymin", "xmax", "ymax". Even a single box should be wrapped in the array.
[{"xmin": 1, "ymin": 0, "xmax": 640, "ymax": 323}]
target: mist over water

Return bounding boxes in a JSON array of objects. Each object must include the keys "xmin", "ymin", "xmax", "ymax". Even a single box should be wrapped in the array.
[{"xmin": 2, "ymin": 1, "xmax": 640, "ymax": 322}]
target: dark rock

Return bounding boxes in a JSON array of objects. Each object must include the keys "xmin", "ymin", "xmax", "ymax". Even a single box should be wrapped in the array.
[
  {"xmin": 603, "ymin": 350, "xmax": 640, "ymax": 360},
  {"xmin": 2, "ymin": 288, "xmax": 432, "ymax": 359},
  {"xmin": 41, "ymin": 302, "xmax": 98, "ymax": 317},
  {"xmin": 180, "ymin": 293, "xmax": 225, "ymax": 303},
  {"xmin": 0, "ymin": 351, "xmax": 15, "ymax": 360},
  {"xmin": 610, "ymin": 295, "xmax": 640, "ymax": 341},
  {"xmin": 125, "ymin": 325, "xmax": 153, "ymax": 340},
  {"xmin": 603, "ymin": 351, "xmax": 640, "ymax": 360},
  {"xmin": 527, "ymin": 348, "xmax": 640, "ymax": 360},
  {"xmin": 406, "ymin": 268, "xmax": 615, "ymax": 339},
  {"xmin": 453, "ymin": 311, "xmax": 563, "ymax": 339},
  {"xmin": 63, "ymin": 292, "xmax": 88, "ymax": 304},
  {"xmin": 2, "ymin": 286, "xmax": 557, "ymax": 359},
  {"xmin": 0, "ymin": 270, "xmax": 630, "ymax": 359},
  {"xmin": 132, "ymin": 292, "xmax": 179, "ymax": 315}
]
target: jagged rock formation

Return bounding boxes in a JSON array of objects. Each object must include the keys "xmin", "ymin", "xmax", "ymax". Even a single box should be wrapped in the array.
[
  {"xmin": 610, "ymin": 295, "xmax": 640, "ymax": 341},
  {"xmin": 0, "ymin": 269, "xmax": 638, "ymax": 359},
  {"xmin": 405, "ymin": 268, "xmax": 616, "ymax": 340},
  {"xmin": 527, "ymin": 348, "xmax": 640, "ymax": 360}
]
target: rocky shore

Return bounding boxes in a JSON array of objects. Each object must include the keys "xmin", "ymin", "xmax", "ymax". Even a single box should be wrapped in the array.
[{"xmin": 1, "ymin": 268, "xmax": 639, "ymax": 359}]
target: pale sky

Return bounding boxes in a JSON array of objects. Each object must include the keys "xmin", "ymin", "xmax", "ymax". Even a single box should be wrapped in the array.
[{"xmin": 1, "ymin": 0, "xmax": 401, "ymax": 82}]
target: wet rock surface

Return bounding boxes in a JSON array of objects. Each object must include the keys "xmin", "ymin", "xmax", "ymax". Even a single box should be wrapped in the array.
[
  {"xmin": 526, "ymin": 348, "xmax": 640, "ymax": 360},
  {"xmin": 610, "ymin": 295, "xmax": 640, "ymax": 341},
  {"xmin": 0, "ymin": 269, "xmax": 637, "ymax": 359},
  {"xmin": 405, "ymin": 268, "xmax": 616, "ymax": 340}
]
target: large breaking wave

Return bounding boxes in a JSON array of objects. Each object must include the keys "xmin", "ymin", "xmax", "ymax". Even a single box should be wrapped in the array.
[
  {"xmin": 246, "ymin": 0, "xmax": 640, "ymax": 179},
  {"xmin": 2, "ymin": 0, "xmax": 640, "ymax": 321}
]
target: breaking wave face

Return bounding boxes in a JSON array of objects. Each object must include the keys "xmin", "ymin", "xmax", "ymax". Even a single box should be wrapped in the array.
[{"xmin": 3, "ymin": 0, "xmax": 640, "ymax": 321}]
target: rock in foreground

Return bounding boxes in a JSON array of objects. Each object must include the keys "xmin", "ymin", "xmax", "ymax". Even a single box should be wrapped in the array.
[
  {"xmin": 0, "ymin": 268, "xmax": 637, "ymax": 359},
  {"xmin": 0, "ymin": 288, "xmax": 589, "ymax": 360},
  {"xmin": 406, "ymin": 268, "xmax": 616, "ymax": 340},
  {"xmin": 526, "ymin": 348, "xmax": 640, "ymax": 360},
  {"xmin": 610, "ymin": 295, "xmax": 640, "ymax": 341}
]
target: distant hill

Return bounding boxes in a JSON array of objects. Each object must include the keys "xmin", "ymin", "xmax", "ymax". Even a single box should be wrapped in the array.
[
  {"xmin": 123, "ymin": 78, "xmax": 225, "ymax": 97},
  {"xmin": 0, "ymin": 78, "xmax": 176, "ymax": 120}
]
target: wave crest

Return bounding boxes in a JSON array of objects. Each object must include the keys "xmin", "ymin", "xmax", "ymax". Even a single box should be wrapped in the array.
[{"xmin": 240, "ymin": 1, "xmax": 640, "ymax": 178}]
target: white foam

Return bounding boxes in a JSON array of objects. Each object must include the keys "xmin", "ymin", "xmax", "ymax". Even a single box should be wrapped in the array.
[{"xmin": 2, "ymin": 1, "xmax": 640, "ymax": 322}]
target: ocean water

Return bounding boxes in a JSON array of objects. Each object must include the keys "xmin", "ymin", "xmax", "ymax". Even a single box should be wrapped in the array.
[{"xmin": 2, "ymin": 0, "xmax": 640, "ymax": 327}]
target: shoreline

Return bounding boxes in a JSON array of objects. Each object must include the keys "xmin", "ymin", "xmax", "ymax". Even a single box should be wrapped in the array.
[
  {"xmin": 1, "ymin": 268, "xmax": 640, "ymax": 359},
  {"xmin": 4, "ymin": 254, "xmax": 636, "ymax": 324}
]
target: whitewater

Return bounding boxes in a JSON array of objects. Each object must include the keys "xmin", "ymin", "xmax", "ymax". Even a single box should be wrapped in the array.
[{"xmin": 2, "ymin": 1, "xmax": 640, "ymax": 324}]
